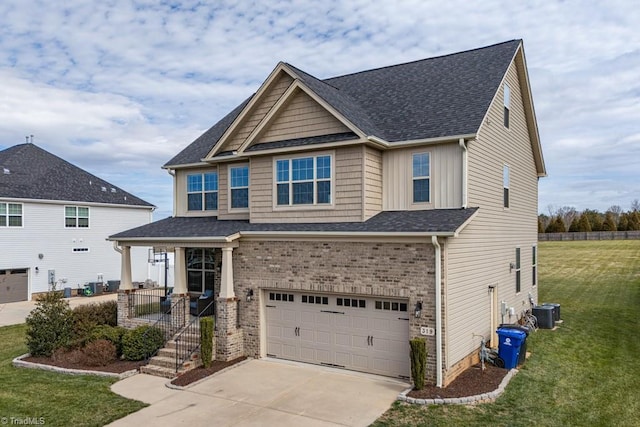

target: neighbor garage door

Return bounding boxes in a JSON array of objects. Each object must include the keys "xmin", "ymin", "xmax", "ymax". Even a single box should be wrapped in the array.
[
  {"xmin": 0, "ymin": 269, "xmax": 29, "ymax": 303},
  {"xmin": 266, "ymin": 291, "xmax": 410, "ymax": 379}
]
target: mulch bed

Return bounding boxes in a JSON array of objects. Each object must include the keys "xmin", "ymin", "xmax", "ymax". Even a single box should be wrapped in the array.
[
  {"xmin": 407, "ymin": 364, "xmax": 508, "ymax": 399},
  {"xmin": 171, "ymin": 356, "xmax": 247, "ymax": 387},
  {"xmin": 23, "ymin": 356, "xmax": 146, "ymax": 374}
]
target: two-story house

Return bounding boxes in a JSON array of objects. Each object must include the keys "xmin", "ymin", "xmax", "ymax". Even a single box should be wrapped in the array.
[
  {"xmin": 111, "ymin": 39, "xmax": 545, "ymax": 386},
  {"xmin": 0, "ymin": 143, "xmax": 155, "ymax": 302}
]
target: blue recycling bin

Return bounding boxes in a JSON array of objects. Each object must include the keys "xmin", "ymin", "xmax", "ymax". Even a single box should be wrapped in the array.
[{"xmin": 497, "ymin": 327, "xmax": 527, "ymax": 369}]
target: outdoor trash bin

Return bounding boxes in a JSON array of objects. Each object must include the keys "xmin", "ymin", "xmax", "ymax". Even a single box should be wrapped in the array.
[{"xmin": 497, "ymin": 327, "xmax": 527, "ymax": 369}]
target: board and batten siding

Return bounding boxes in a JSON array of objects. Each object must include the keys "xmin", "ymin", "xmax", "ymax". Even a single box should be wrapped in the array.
[
  {"xmin": 174, "ymin": 166, "xmax": 219, "ymax": 217},
  {"xmin": 257, "ymin": 89, "xmax": 351, "ymax": 143},
  {"xmin": 249, "ymin": 146, "xmax": 364, "ymax": 223},
  {"xmin": 382, "ymin": 143, "xmax": 462, "ymax": 210},
  {"xmin": 363, "ymin": 146, "xmax": 383, "ymax": 219},
  {"xmin": 0, "ymin": 201, "xmax": 152, "ymax": 298},
  {"xmin": 444, "ymin": 59, "xmax": 539, "ymax": 369},
  {"xmin": 218, "ymin": 73, "xmax": 294, "ymax": 154}
]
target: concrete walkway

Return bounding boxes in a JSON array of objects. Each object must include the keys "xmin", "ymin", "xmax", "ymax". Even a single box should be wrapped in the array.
[
  {"xmin": 0, "ymin": 293, "xmax": 117, "ymax": 326},
  {"xmin": 109, "ymin": 358, "xmax": 407, "ymax": 427}
]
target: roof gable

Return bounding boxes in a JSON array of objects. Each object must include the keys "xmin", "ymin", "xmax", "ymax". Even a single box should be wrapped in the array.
[{"xmin": 0, "ymin": 143, "xmax": 154, "ymax": 207}]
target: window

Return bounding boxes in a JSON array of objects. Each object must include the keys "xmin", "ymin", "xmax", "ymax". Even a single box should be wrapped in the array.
[
  {"xmin": 337, "ymin": 298, "xmax": 366, "ymax": 308},
  {"xmin": 0, "ymin": 203, "xmax": 22, "ymax": 227},
  {"xmin": 187, "ymin": 172, "xmax": 218, "ymax": 211},
  {"xmin": 230, "ymin": 165, "xmax": 249, "ymax": 209},
  {"xmin": 504, "ymin": 84, "xmax": 510, "ymax": 128},
  {"xmin": 186, "ymin": 248, "xmax": 216, "ymax": 293},
  {"xmin": 503, "ymin": 165, "xmax": 510, "ymax": 208},
  {"xmin": 532, "ymin": 246, "xmax": 537, "ymax": 286},
  {"xmin": 412, "ymin": 153, "xmax": 430, "ymax": 203},
  {"xmin": 301, "ymin": 295, "xmax": 329, "ymax": 305},
  {"xmin": 374, "ymin": 300, "xmax": 408, "ymax": 312},
  {"xmin": 65, "ymin": 206, "xmax": 89, "ymax": 228},
  {"xmin": 515, "ymin": 247, "xmax": 521, "ymax": 293},
  {"xmin": 73, "ymin": 247, "xmax": 90, "ymax": 252},
  {"xmin": 270, "ymin": 292, "xmax": 295, "ymax": 302},
  {"xmin": 276, "ymin": 155, "xmax": 332, "ymax": 206}
]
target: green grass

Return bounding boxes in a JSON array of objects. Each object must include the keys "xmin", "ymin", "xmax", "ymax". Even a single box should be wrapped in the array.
[
  {"xmin": 373, "ymin": 240, "xmax": 640, "ymax": 427},
  {"xmin": 0, "ymin": 324, "xmax": 147, "ymax": 427},
  {"xmin": 133, "ymin": 301, "xmax": 161, "ymax": 316}
]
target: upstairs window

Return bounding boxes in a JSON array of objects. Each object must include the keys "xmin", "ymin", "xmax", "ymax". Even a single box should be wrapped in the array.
[
  {"xmin": 187, "ymin": 172, "xmax": 218, "ymax": 211},
  {"xmin": 0, "ymin": 202, "xmax": 22, "ymax": 227},
  {"xmin": 65, "ymin": 206, "xmax": 89, "ymax": 228},
  {"xmin": 412, "ymin": 153, "xmax": 430, "ymax": 203},
  {"xmin": 532, "ymin": 245, "xmax": 537, "ymax": 286},
  {"xmin": 276, "ymin": 155, "xmax": 332, "ymax": 206},
  {"xmin": 230, "ymin": 165, "xmax": 249, "ymax": 209},
  {"xmin": 515, "ymin": 247, "xmax": 521, "ymax": 293},
  {"xmin": 504, "ymin": 84, "xmax": 510, "ymax": 128},
  {"xmin": 503, "ymin": 165, "xmax": 510, "ymax": 208}
]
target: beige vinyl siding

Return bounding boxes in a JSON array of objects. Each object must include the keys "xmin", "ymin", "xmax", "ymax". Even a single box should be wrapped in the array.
[
  {"xmin": 175, "ymin": 166, "xmax": 219, "ymax": 217},
  {"xmin": 382, "ymin": 143, "xmax": 462, "ymax": 210},
  {"xmin": 218, "ymin": 73, "xmax": 294, "ymax": 154},
  {"xmin": 363, "ymin": 146, "xmax": 383, "ymax": 219},
  {"xmin": 250, "ymin": 146, "xmax": 363, "ymax": 223},
  {"xmin": 217, "ymin": 163, "xmax": 250, "ymax": 220},
  {"xmin": 258, "ymin": 89, "xmax": 351, "ymax": 143},
  {"xmin": 444, "ymin": 58, "xmax": 539, "ymax": 369}
]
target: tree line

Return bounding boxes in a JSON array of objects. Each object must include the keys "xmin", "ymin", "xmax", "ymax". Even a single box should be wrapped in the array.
[{"xmin": 539, "ymin": 200, "xmax": 640, "ymax": 233}]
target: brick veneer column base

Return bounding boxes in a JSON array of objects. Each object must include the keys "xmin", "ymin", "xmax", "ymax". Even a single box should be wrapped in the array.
[{"xmin": 215, "ymin": 298, "xmax": 244, "ymax": 361}]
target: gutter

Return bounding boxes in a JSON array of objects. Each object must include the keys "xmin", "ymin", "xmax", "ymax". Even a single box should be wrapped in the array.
[
  {"xmin": 367, "ymin": 134, "xmax": 476, "ymax": 149},
  {"xmin": 432, "ymin": 235, "xmax": 443, "ymax": 388}
]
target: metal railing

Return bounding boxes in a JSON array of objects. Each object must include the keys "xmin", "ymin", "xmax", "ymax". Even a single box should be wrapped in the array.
[
  {"xmin": 128, "ymin": 288, "xmax": 170, "ymax": 321},
  {"xmin": 174, "ymin": 300, "xmax": 215, "ymax": 372},
  {"xmin": 141, "ymin": 298, "xmax": 187, "ymax": 360}
]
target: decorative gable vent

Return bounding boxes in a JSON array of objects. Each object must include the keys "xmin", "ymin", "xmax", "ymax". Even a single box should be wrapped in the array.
[
  {"xmin": 101, "ymin": 186, "xmax": 107, "ymax": 192},
  {"xmin": 111, "ymin": 188, "xmax": 116, "ymax": 193},
  {"xmin": 2, "ymin": 168, "xmax": 9, "ymax": 174}
]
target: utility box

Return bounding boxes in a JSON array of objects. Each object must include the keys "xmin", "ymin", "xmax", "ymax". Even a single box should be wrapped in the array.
[{"xmin": 533, "ymin": 305, "xmax": 555, "ymax": 329}]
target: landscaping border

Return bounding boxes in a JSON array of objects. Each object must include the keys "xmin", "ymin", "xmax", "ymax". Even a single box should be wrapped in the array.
[
  {"xmin": 12, "ymin": 353, "xmax": 138, "ymax": 380},
  {"xmin": 397, "ymin": 368, "xmax": 518, "ymax": 405}
]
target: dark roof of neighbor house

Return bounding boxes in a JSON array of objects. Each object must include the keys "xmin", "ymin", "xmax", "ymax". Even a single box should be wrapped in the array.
[
  {"xmin": 165, "ymin": 40, "xmax": 520, "ymax": 167},
  {"xmin": 0, "ymin": 143, "xmax": 154, "ymax": 208},
  {"xmin": 109, "ymin": 208, "xmax": 478, "ymax": 240}
]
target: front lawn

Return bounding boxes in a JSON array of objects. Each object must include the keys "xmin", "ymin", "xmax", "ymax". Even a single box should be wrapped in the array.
[
  {"xmin": 373, "ymin": 240, "xmax": 640, "ymax": 426},
  {"xmin": 0, "ymin": 324, "xmax": 146, "ymax": 427}
]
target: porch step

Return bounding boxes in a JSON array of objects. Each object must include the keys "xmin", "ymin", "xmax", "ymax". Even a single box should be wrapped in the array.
[
  {"xmin": 140, "ymin": 364, "xmax": 178, "ymax": 379},
  {"xmin": 141, "ymin": 346, "xmax": 202, "ymax": 379},
  {"xmin": 164, "ymin": 336, "xmax": 200, "ymax": 350}
]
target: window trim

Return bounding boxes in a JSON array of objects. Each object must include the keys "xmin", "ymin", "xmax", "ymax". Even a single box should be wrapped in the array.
[
  {"xmin": 64, "ymin": 205, "xmax": 90, "ymax": 229},
  {"xmin": 186, "ymin": 171, "xmax": 219, "ymax": 212},
  {"xmin": 186, "ymin": 248, "xmax": 216, "ymax": 294},
  {"xmin": 532, "ymin": 245, "xmax": 537, "ymax": 287},
  {"xmin": 0, "ymin": 202, "xmax": 23, "ymax": 228},
  {"xmin": 503, "ymin": 164, "xmax": 510, "ymax": 209},
  {"xmin": 411, "ymin": 151, "xmax": 431, "ymax": 205},
  {"xmin": 228, "ymin": 163, "xmax": 250, "ymax": 212},
  {"xmin": 504, "ymin": 83, "xmax": 510, "ymax": 128},
  {"xmin": 515, "ymin": 247, "xmax": 521, "ymax": 294},
  {"xmin": 272, "ymin": 151, "xmax": 335, "ymax": 210}
]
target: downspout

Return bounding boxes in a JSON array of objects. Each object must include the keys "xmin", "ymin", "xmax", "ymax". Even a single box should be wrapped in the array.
[
  {"xmin": 112, "ymin": 241, "xmax": 122, "ymax": 254},
  {"xmin": 431, "ymin": 235, "xmax": 443, "ymax": 388},
  {"xmin": 459, "ymin": 138, "xmax": 468, "ymax": 209}
]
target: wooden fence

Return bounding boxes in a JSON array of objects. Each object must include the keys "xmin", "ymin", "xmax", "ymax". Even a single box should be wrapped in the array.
[{"xmin": 539, "ymin": 231, "xmax": 640, "ymax": 241}]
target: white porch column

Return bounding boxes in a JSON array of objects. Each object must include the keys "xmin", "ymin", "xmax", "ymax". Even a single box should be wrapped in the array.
[
  {"xmin": 220, "ymin": 246, "xmax": 235, "ymax": 299},
  {"xmin": 120, "ymin": 246, "xmax": 133, "ymax": 290},
  {"xmin": 174, "ymin": 247, "xmax": 188, "ymax": 295}
]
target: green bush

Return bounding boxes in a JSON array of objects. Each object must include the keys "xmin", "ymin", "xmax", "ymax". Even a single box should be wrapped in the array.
[
  {"xmin": 200, "ymin": 317, "xmax": 214, "ymax": 368},
  {"xmin": 409, "ymin": 338, "xmax": 427, "ymax": 390},
  {"xmin": 25, "ymin": 291, "xmax": 74, "ymax": 356},
  {"xmin": 122, "ymin": 325, "xmax": 165, "ymax": 361},
  {"xmin": 71, "ymin": 301, "xmax": 118, "ymax": 347},
  {"xmin": 81, "ymin": 339, "xmax": 117, "ymax": 367},
  {"xmin": 90, "ymin": 325, "xmax": 127, "ymax": 357},
  {"xmin": 134, "ymin": 302, "xmax": 161, "ymax": 316}
]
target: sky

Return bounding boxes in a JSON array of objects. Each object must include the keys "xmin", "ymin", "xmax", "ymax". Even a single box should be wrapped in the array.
[{"xmin": 0, "ymin": 0, "xmax": 638, "ymax": 219}]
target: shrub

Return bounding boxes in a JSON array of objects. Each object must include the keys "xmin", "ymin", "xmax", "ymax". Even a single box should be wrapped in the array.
[
  {"xmin": 409, "ymin": 338, "xmax": 427, "ymax": 390},
  {"xmin": 122, "ymin": 325, "xmax": 165, "ymax": 361},
  {"xmin": 25, "ymin": 290, "xmax": 74, "ymax": 356},
  {"xmin": 52, "ymin": 347, "xmax": 84, "ymax": 365},
  {"xmin": 71, "ymin": 301, "xmax": 118, "ymax": 347},
  {"xmin": 90, "ymin": 325, "xmax": 127, "ymax": 357},
  {"xmin": 81, "ymin": 339, "xmax": 117, "ymax": 367},
  {"xmin": 200, "ymin": 317, "xmax": 214, "ymax": 368}
]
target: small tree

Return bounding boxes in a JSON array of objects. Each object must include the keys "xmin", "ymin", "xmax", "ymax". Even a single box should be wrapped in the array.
[
  {"xmin": 25, "ymin": 289, "xmax": 74, "ymax": 356},
  {"xmin": 568, "ymin": 217, "xmax": 580, "ymax": 232},
  {"xmin": 577, "ymin": 213, "xmax": 592, "ymax": 232},
  {"xmin": 409, "ymin": 338, "xmax": 427, "ymax": 390},
  {"xmin": 200, "ymin": 317, "xmax": 214, "ymax": 368},
  {"xmin": 602, "ymin": 212, "xmax": 617, "ymax": 231}
]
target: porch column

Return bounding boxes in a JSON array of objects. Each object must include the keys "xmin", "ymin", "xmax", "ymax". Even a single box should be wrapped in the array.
[
  {"xmin": 220, "ymin": 246, "xmax": 235, "ymax": 299},
  {"xmin": 173, "ymin": 247, "xmax": 188, "ymax": 295},
  {"xmin": 120, "ymin": 246, "xmax": 133, "ymax": 290}
]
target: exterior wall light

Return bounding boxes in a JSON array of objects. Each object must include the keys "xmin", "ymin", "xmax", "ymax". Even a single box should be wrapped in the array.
[
  {"xmin": 246, "ymin": 289, "xmax": 254, "ymax": 302},
  {"xmin": 414, "ymin": 301, "xmax": 423, "ymax": 318}
]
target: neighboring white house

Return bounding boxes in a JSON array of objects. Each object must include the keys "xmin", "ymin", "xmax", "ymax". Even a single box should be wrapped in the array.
[{"xmin": 0, "ymin": 143, "xmax": 155, "ymax": 302}]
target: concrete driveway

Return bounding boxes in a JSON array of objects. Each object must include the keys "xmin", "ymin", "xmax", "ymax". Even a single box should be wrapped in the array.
[
  {"xmin": 109, "ymin": 358, "xmax": 408, "ymax": 427},
  {"xmin": 0, "ymin": 294, "xmax": 117, "ymax": 326}
]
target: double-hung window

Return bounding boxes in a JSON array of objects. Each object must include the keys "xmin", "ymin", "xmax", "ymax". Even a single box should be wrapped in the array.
[
  {"xmin": 276, "ymin": 155, "xmax": 331, "ymax": 206},
  {"xmin": 515, "ymin": 247, "xmax": 521, "ymax": 293},
  {"xmin": 412, "ymin": 153, "xmax": 430, "ymax": 203},
  {"xmin": 0, "ymin": 202, "xmax": 22, "ymax": 227},
  {"xmin": 187, "ymin": 172, "xmax": 218, "ymax": 211},
  {"xmin": 230, "ymin": 165, "xmax": 249, "ymax": 209},
  {"xmin": 532, "ymin": 246, "xmax": 537, "ymax": 286},
  {"xmin": 504, "ymin": 84, "xmax": 510, "ymax": 128},
  {"xmin": 186, "ymin": 248, "xmax": 215, "ymax": 293},
  {"xmin": 65, "ymin": 206, "xmax": 89, "ymax": 228},
  {"xmin": 503, "ymin": 165, "xmax": 510, "ymax": 208}
]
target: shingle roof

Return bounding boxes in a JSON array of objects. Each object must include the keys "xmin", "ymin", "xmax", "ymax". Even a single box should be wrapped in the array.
[
  {"xmin": 164, "ymin": 40, "xmax": 520, "ymax": 167},
  {"xmin": 109, "ymin": 208, "xmax": 478, "ymax": 240},
  {"xmin": 0, "ymin": 143, "xmax": 154, "ymax": 207}
]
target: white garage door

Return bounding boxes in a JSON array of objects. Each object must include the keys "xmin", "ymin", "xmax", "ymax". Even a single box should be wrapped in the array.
[{"xmin": 265, "ymin": 291, "xmax": 410, "ymax": 379}]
